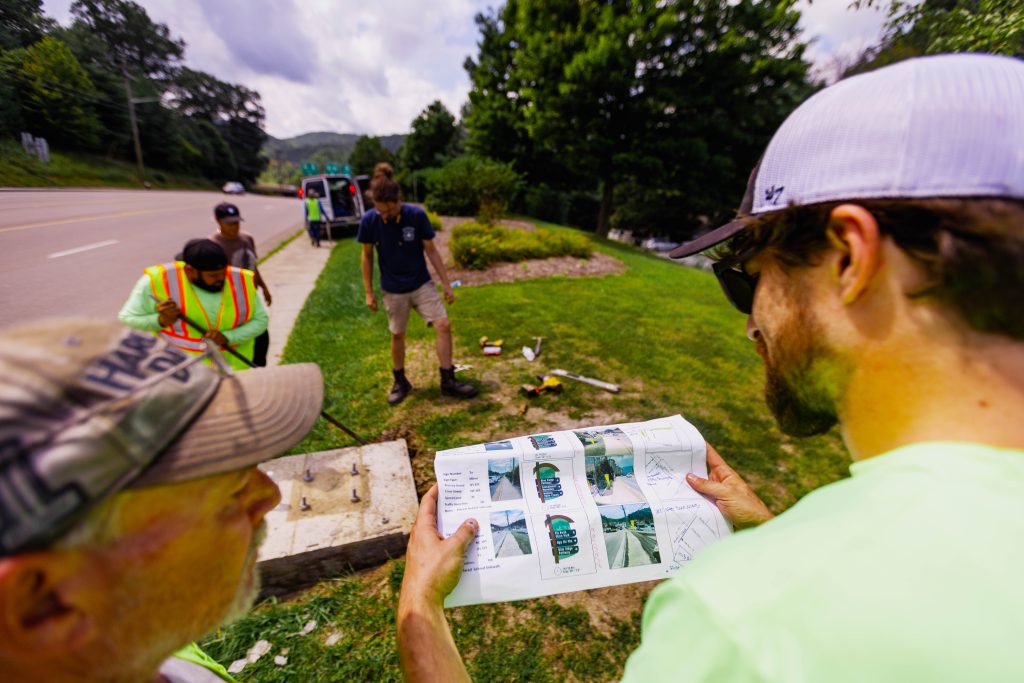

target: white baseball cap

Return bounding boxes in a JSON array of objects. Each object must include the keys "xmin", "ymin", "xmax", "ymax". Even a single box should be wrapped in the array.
[{"xmin": 671, "ymin": 53, "xmax": 1024, "ymax": 258}]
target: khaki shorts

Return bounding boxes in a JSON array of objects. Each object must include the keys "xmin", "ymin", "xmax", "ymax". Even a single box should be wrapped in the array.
[{"xmin": 383, "ymin": 281, "xmax": 448, "ymax": 335}]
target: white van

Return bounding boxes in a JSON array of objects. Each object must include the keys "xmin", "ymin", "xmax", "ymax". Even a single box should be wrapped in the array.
[{"xmin": 300, "ymin": 174, "xmax": 367, "ymax": 237}]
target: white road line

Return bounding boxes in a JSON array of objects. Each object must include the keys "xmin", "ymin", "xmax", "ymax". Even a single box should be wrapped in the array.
[{"xmin": 47, "ymin": 239, "xmax": 119, "ymax": 259}]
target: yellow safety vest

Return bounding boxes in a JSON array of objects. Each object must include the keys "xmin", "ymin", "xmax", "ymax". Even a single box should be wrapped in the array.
[
  {"xmin": 144, "ymin": 261, "xmax": 257, "ymax": 371},
  {"xmin": 306, "ymin": 197, "xmax": 322, "ymax": 221}
]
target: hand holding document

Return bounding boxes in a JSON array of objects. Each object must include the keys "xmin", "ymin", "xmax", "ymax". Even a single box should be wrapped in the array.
[{"xmin": 433, "ymin": 415, "xmax": 732, "ymax": 607}]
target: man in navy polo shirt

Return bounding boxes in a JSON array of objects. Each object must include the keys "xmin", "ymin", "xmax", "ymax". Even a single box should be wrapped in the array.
[{"xmin": 358, "ymin": 175, "xmax": 478, "ymax": 405}]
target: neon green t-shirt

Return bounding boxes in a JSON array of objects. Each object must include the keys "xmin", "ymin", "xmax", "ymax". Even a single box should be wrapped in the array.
[{"xmin": 622, "ymin": 442, "xmax": 1024, "ymax": 682}]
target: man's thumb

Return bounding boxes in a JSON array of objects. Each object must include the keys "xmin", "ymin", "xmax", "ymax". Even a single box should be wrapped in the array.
[
  {"xmin": 686, "ymin": 473, "xmax": 730, "ymax": 499},
  {"xmin": 449, "ymin": 518, "xmax": 479, "ymax": 552}
]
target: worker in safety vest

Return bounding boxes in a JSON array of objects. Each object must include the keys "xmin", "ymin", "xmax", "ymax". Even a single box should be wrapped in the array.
[
  {"xmin": 304, "ymin": 187, "xmax": 329, "ymax": 247},
  {"xmin": 118, "ymin": 238, "xmax": 268, "ymax": 370}
]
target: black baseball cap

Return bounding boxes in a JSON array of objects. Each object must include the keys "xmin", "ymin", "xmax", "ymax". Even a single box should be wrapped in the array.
[
  {"xmin": 214, "ymin": 202, "xmax": 243, "ymax": 223},
  {"xmin": 181, "ymin": 238, "xmax": 228, "ymax": 271}
]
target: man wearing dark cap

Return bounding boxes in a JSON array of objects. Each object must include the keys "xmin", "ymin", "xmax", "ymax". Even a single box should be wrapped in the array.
[
  {"xmin": 396, "ymin": 54, "xmax": 1024, "ymax": 682},
  {"xmin": 118, "ymin": 238, "xmax": 269, "ymax": 370},
  {"xmin": 210, "ymin": 202, "xmax": 273, "ymax": 366},
  {"xmin": 0, "ymin": 318, "xmax": 323, "ymax": 681}
]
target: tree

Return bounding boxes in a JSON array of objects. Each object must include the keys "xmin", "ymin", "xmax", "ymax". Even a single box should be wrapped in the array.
[
  {"xmin": 69, "ymin": 0, "xmax": 183, "ymax": 80},
  {"xmin": 463, "ymin": 2, "xmax": 577, "ymax": 190},
  {"xmin": 0, "ymin": 0, "xmax": 55, "ymax": 50},
  {"xmin": 167, "ymin": 68, "xmax": 267, "ymax": 183},
  {"xmin": 3, "ymin": 36, "xmax": 103, "ymax": 149},
  {"xmin": 853, "ymin": 1, "xmax": 1023, "ymax": 62},
  {"xmin": 348, "ymin": 135, "xmax": 395, "ymax": 175},
  {"xmin": 401, "ymin": 100, "xmax": 459, "ymax": 171},
  {"xmin": 462, "ymin": 0, "xmax": 810, "ymax": 238}
]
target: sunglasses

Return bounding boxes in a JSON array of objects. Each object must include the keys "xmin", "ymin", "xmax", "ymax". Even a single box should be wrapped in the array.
[{"xmin": 712, "ymin": 255, "xmax": 759, "ymax": 314}]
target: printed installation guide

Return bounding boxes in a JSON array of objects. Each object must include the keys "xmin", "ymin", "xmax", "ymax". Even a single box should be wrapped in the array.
[{"xmin": 434, "ymin": 415, "xmax": 732, "ymax": 606}]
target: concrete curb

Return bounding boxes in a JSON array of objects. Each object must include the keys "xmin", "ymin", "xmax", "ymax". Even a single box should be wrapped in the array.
[{"xmin": 260, "ymin": 232, "xmax": 337, "ymax": 367}]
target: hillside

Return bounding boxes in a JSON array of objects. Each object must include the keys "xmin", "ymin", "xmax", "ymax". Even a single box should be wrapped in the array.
[{"xmin": 263, "ymin": 132, "xmax": 406, "ymax": 165}]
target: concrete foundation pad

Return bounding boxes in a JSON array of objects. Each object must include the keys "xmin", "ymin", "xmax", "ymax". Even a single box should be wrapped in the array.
[{"xmin": 257, "ymin": 439, "xmax": 417, "ymax": 597}]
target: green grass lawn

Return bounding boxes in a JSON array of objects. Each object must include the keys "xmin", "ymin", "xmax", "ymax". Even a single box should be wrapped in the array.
[
  {"xmin": 0, "ymin": 141, "xmax": 215, "ymax": 189},
  {"xmin": 200, "ymin": 222, "xmax": 851, "ymax": 681}
]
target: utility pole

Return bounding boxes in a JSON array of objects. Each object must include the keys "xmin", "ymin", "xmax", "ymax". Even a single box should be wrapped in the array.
[{"xmin": 122, "ymin": 67, "xmax": 145, "ymax": 184}]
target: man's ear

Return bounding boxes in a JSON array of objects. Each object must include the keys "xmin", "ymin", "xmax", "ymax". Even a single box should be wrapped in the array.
[
  {"xmin": 0, "ymin": 551, "xmax": 94, "ymax": 658},
  {"xmin": 825, "ymin": 204, "xmax": 881, "ymax": 305},
  {"xmin": 183, "ymin": 264, "xmax": 198, "ymax": 280}
]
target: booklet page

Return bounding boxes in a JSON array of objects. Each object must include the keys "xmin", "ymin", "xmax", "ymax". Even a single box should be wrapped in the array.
[{"xmin": 434, "ymin": 415, "xmax": 732, "ymax": 607}]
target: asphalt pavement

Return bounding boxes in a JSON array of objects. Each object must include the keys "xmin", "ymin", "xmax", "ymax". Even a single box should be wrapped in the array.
[{"xmin": 0, "ymin": 189, "xmax": 304, "ymax": 328}]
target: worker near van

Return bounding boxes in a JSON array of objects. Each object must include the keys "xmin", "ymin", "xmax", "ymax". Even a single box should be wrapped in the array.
[
  {"xmin": 210, "ymin": 202, "xmax": 273, "ymax": 366},
  {"xmin": 359, "ymin": 174, "xmax": 478, "ymax": 404},
  {"xmin": 305, "ymin": 188, "xmax": 329, "ymax": 247},
  {"xmin": 118, "ymin": 238, "xmax": 268, "ymax": 370},
  {"xmin": 0, "ymin": 318, "xmax": 323, "ymax": 682}
]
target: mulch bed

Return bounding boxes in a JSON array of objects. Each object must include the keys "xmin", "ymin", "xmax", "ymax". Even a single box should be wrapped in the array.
[{"xmin": 426, "ymin": 215, "xmax": 625, "ymax": 286}]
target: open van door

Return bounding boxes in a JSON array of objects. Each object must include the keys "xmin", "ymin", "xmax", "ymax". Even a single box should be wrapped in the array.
[{"xmin": 301, "ymin": 174, "xmax": 365, "ymax": 239}]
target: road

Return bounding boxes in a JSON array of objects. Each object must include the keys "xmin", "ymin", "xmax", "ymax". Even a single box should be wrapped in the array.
[
  {"xmin": 490, "ymin": 476, "xmax": 522, "ymax": 501},
  {"xmin": 493, "ymin": 529, "xmax": 530, "ymax": 557},
  {"xmin": 0, "ymin": 189, "xmax": 305, "ymax": 328},
  {"xmin": 606, "ymin": 529, "xmax": 659, "ymax": 568},
  {"xmin": 592, "ymin": 474, "xmax": 646, "ymax": 505}
]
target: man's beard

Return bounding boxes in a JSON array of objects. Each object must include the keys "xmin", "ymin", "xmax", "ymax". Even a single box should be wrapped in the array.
[
  {"xmin": 218, "ymin": 521, "xmax": 267, "ymax": 628},
  {"xmin": 192, "ymin": 279, "xmax": 224, "ymax": 292},
  {"xmin": 760, "ymin": 306, "xmax": 839, "ymax": 438}
]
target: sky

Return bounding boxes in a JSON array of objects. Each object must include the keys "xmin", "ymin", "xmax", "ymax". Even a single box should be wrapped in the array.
[{"xmin": 41, "ymin": 0, "xmax": 891, "ymax": 140}]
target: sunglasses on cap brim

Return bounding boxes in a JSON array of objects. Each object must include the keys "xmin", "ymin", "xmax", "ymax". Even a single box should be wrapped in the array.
[{"xmin": 712, "ymin": 258, "xmax": 759, "ymax": 315}]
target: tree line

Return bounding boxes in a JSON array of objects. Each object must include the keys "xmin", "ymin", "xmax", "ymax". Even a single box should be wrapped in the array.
[
  {"xmin": 0, "ymin": 0, "xmax": 266, "ymax": 186},
  {"xmin": 385, "ymin": 0, "xmax": 1021, "ymax": 240}
]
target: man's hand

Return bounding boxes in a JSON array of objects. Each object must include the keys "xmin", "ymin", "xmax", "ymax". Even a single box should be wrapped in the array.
[
  {"xmin": 203, "ymin": 330, "xmax": 229, "ymax": 348},
  {"xmin": 686, "ymin": 443, "xmax": 774, "ymax": 529},
  {"xmin": 397, "ymin": 484, "xmax": 475, "ymax": 683},
  {"xmin": 366, "ymin": 291, "xmax": 379, "ymax": 312},
  {"xmin": 442, "ymin": 283, "xmax": 455, "ymax": 305},
  {"xmin": 400, "ymin": 484, "xmax": 478, "ymax": 610},
  {"xmin": 156, "ymin": 299, "xmax": 181, "ymax": 328},
  {"xmin": 261, "ymin": 286, "xmax": 273, "ymax": 306}
]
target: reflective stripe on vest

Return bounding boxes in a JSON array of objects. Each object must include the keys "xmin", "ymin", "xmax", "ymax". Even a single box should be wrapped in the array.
[
  {"xmin": 144, "ymin": 262, "xmax": 258, "ymax": 369},
  {"xmin": 306, "ymin": 197, "xmax": 322, "ymax": 221}
]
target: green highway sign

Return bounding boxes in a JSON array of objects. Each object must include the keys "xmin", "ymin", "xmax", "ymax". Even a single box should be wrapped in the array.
[
  {"xmin": 341, "ymin": 163, "xmax": 352, "ymax": 175},
  {"xmin": 301, "ymin": 162, "xmax": 319, "ymax": 175},
  {"xmin": 325, "ymin": 162, "xmax": 340, "ymax": 174}
]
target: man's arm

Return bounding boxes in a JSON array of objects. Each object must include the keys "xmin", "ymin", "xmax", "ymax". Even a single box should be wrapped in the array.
[
  {"xmin": 222, "ymin": 294, "xmax": 268, "ymax": 346},
  {"xmin": 423, "ymin": 239, "xmax": 454, "ymax": 305},
  {"xmin": 361, "ymin": 243, "xmax": 378, "ymax": 311},
  {"xmin": 246, "ymin": 236, "xmax": 272, "ymax": 305},
  {"xmin": 117, "ymin": 275, "xmax": 163, "ymax": 332},
  {"xmin": 397, "ymin": 484, "xmax": 477, "ymax": 683}
]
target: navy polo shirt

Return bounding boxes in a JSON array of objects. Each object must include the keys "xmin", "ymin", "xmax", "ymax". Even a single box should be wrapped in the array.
[{"xmin": 357, "ymin": 204, "xmax": 436, "ymax": 294}]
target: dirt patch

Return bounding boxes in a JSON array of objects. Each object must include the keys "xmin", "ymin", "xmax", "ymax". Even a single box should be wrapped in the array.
[{"xmin": 428, "ymin": 215, "xmax": 625, "ymax": 287}]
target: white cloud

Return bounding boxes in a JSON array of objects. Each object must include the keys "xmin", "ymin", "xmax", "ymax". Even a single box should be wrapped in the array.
[{"xmin": 796, "ymin": 0, "xmax": 891, "ymax": 82}]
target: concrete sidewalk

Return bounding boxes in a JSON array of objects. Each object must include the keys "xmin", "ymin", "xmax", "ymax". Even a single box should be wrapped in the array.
[{"xmin": 259, "ymin": 231, "xmax": 336, "ymax": 367}]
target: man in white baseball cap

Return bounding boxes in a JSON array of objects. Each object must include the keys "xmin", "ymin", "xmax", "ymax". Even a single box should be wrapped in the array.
[
  {"xmin": 396, "ymin": 53, "xmax": 1024, "ymax": 681},
  {"xmin": 0, "ymin": 319, "xmax": 323, "ymax": 681}
]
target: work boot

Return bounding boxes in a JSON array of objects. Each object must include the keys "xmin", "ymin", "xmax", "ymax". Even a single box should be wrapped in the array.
[
  {"xmin": 388, "ymin": 369, "xmax": 413, "ymax": 405},
  {"xmin": 440, "ymin": 366, "xmax": 478, "ymax": 398}
]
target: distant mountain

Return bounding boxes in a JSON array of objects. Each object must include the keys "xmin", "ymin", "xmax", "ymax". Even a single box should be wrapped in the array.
[{"xmin": 263, "ymin": 132, "xmax": 406, "ymax": 165}]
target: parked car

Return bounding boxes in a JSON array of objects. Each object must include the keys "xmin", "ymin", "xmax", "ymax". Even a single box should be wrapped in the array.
[
  {"xmin": 299, "ymin": 174, "xmax": 366, "ymax": 238},
  {"xmin": 222, "ymin": 181, "xmax": 245, "ymax": 195},
  {"xmin": 642, "ymin": 237, "xmax": 681, "ymax": 252}
]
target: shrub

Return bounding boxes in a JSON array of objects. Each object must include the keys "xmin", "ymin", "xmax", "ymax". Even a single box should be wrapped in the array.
[
  {"xmin": 425, "ymin": 208, "xmax": 443, "ymax": 232},
  {"xmin": 424, "ymin": 156, "xmax": 522, "ymax": 223},
  {"xmin": 450, "ymin": 221, "xmax": 592, "ymax": 270}
]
